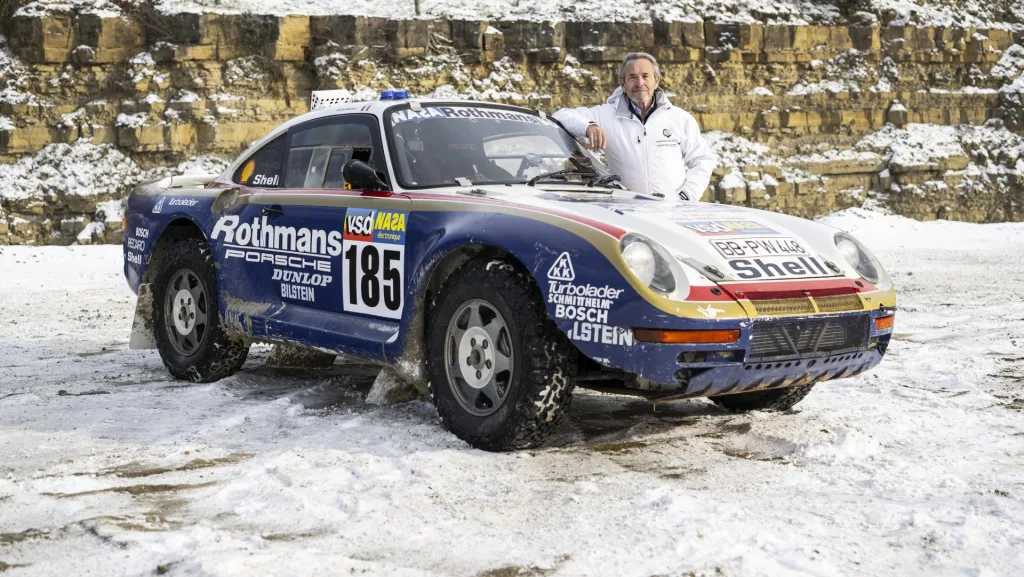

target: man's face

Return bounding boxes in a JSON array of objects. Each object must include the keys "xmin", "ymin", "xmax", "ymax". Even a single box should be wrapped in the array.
[{"xmin": 622, "ymin": 59, "xmax": 660, "ymax": 109}]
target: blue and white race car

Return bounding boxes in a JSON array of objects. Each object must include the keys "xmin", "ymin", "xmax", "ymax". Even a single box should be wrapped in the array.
[{"xmin": 123, "ymin": 91, "xmax": 896, "ymax": 451}]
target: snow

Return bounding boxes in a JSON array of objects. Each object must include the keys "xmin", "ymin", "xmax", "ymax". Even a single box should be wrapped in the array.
[
  {"xmin": 856, "ymin": 123, "xmax": 965, "ymax": 168},
  {"xmin": 0, "ymin": 139, "xmax": 230, "ymax": 203},
  {"xmin": 3, "ymin": 0, "xmax": 1015, "ymax": 27},
  {"xmin": 74, "ymin": 220, "xmax": 105, "ymax": 242},
  {"xmin": 0, "ymin": 35, "xmax": 35, "ymax": 107},
  {"xmin": 1, "ymin": 210, "xmax": 1023, "ymax": 575},
  {"xmin": 0, "ymin": 140, "xmax": 144, "ymax": 201}
]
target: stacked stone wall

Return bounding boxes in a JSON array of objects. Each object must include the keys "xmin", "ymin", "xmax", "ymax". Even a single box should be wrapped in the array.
[{"xmin": 2, "ymin": 9, "xmax": 1024, "ymax": 244}]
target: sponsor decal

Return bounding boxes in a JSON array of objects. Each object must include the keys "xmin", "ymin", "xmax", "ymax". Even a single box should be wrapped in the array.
[
  {"xmin": 168, "ymin": 198, "xmax": 199, "ymax": 207},
  {"xmin": 342, "ymin": 208, "xmax": 408, "ymax": 320},
  {"xmin": 125, "ymin": 226, "xmax": 148, "ymax": 265},
  {"xmin": 546, "ymin": 252, "xmax": 633, "ymax": 346},
  {"xmin": 390, "ymin": 107, "xmax": 553, "ymax": 127},
  {"xmin": 251, "ymin": 174, "xmax": 280, "ymax": 187},
  {"xmin": 547, "ymin": 251, "xmax": 575, "ymax": 281},
  {"xmin": 281, "ymin": 283, "xmax": 315, "ymax": 302},
  {"xmin": 240, "ymin": 159, "xmax": 255, "ymax": 183},
  {"xmin": 679, "ymin": 220, "xmax": 779, "ymax": 236},
  {"xmin": 728, "ymin": 255, "xmax": 834, "ymax": 279},
  {"xmin": 211, "ymin": 215, "xmax": 345, "ymax": 304},
  {"xmin": 272, "ymin": 269, "xmax": 332, "ymax": 287},
  {"xmin": 566, "ymin": 323, "xmax": 634, "ymax": 346},
  {"xmin": 212, "ymin": 215, "xmax": 342, "ymax": 257},
  {"xmin": 152, "ymin": 197, "xmax": 165, "ymax": 213},
  {"xmin": 211, "ymin": 216, "xmax": 339, "ymax": 287},
  {"xmin": 711, "ymin": 237, "xmax": 808, "ymax": 259}
]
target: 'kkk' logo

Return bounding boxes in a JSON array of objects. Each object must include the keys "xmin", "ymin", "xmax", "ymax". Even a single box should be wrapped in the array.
[{"xmin": 547, "ymin": 252, "xmax": 576, "ymax": 281}]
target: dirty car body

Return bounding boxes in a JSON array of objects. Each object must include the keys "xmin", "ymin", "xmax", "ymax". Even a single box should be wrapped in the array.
[{"xmin": 123, "ymin": 96, "xmax": 896, "ymax": 450}]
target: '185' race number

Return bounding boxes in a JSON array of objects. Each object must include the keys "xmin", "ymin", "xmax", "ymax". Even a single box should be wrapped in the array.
[{"xmin": 342, "ymin": 208, "xmax": 407, "ymax": 319}]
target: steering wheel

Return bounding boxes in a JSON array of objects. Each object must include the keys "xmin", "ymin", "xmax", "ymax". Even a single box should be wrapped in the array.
[
  {"xmin": 426, "ymin": 156, "xmax": 452, "ymax": 184},
  {"xmin": 514, "ymin": 153, "xmax": 544, "ymax": 179}
]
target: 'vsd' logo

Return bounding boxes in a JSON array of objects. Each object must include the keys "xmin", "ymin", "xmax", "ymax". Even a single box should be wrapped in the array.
[
  {"xmin": 344, "ymin": 208, "xmax": 375, "ymax": 241},
  {"xmin": 547, "ymin": 252, "xmax": 575, "ymax": 281}
]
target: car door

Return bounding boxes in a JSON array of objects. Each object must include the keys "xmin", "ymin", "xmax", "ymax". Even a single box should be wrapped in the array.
[{"xmin": 213, "ymin": 113, "xmax": 411, "ymax": 358}]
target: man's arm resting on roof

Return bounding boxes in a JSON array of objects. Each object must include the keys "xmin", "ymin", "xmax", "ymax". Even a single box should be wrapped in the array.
[
  {"xmin": 676, "ymin": 114, "xmax": 718, "ymax": 201},
  {"xmin": 552, "ymin": 106, "xmax": 602, "ymax": 138}
]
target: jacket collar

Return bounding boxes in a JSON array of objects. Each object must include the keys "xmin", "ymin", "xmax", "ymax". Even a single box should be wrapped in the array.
[{"xmin": 609, "ymin": 86, "xmax": 672, "ymax": 120}]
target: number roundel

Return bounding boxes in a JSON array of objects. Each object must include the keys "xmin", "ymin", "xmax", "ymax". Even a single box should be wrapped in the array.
[{"xmin": 342, "ymin": 208, "xmax": 407, "ymax": 319}]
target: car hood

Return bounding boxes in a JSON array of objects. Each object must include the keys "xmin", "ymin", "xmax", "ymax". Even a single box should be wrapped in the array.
[{"xmin": 434, "ymin": 184, "xmax": 868, "ymax": 285}]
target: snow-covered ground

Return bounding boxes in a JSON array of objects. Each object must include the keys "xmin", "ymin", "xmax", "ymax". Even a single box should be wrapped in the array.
[{"xmin": 1, "ymin": 210, "xmax": 1023, "ymax": 576}]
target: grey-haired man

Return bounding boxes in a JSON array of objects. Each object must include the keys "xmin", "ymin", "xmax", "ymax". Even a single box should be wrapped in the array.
[{"xmin": 553, "ymin": 52, "xmax": 718, "ymax": 202}]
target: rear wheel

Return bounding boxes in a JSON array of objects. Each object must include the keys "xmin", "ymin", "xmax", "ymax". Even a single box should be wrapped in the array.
[
  {"xmin": 710, "ymin": 383, "xmax": 816, "ymax": 412},
  {"xmin": 427, "ymin": 259, "xmax": 576, "ymax": 451},
  {"xmin": 153, "ymin": 238, "xmax": 249, "ymax": 382}
]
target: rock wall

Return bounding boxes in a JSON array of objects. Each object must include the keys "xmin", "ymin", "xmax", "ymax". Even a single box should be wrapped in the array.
[{"xmin": 2, "ymin": 7, "xmax": 1024, "ymax": 245}]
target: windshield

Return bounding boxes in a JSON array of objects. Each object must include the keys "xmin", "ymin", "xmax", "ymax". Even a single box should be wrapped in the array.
[{"xmin": 385, "ymin": 104, "xmax": 609, "ymax": 188}]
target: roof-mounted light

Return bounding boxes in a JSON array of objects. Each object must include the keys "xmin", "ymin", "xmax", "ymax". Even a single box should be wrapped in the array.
[{"xmin": 380, "ymin": 89, "xmax": 409, "ymax": 100}]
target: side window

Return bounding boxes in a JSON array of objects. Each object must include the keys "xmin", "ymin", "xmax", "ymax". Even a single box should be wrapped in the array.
[
  {"xmin": 284, "ymin": 116, "xmax": 386, "ymax": 189},
  {"xmin": 233, "ymin": 134, "xmax": 286, "ymax": 187}
]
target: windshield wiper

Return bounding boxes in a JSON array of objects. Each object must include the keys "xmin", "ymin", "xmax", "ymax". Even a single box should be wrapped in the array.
[
  {"xmin": 586, "ymin": 174, "xmax": 623, "ymax": 188},
  {"xmin": 527, "ymin": 169, "xmax": 598, "ymax": 186}
]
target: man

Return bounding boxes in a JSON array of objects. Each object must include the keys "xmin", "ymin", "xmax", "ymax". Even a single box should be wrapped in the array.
[{"xmin": 553, "ymin": 52, "xmax": 718, "ymax": 202}]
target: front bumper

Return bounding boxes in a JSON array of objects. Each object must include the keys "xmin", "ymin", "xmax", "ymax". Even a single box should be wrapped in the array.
[{"xmin": 568, "ymin": 310, "xmax": 893, "ymax": 399}]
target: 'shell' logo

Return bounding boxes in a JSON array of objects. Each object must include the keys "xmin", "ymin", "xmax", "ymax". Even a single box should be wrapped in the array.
[{"xmin": 240, "ymin": 160, "xmax": 255, "ymax": 183}]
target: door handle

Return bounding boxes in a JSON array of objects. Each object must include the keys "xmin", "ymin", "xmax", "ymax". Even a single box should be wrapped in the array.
[{"xmin": 261, "ymin": 206, "xmax": 285, "ymax": 216}]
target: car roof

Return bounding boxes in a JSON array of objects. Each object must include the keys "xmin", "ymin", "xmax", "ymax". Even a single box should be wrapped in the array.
[{"xmin": 217, "ymin": 98, "xmax": 550, "ymax": 184}]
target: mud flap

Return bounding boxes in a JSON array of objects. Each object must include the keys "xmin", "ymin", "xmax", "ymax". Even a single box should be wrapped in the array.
[{"xmin": 129, "ymin": 283, "xmax": 157, "ymax": 350}]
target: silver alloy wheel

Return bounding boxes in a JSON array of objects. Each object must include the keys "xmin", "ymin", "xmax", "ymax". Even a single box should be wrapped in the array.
[
  {"xmin": 164, "ymin": 268, "xmax": 209, "ymax": 356},
  {"xmin": 444, "ymin": 298, "xmax": 514, "ymax": 417}
]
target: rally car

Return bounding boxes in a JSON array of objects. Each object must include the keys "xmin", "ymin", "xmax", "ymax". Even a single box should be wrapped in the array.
[{"xmin": 122, "ymin": 91, "xmax": 896, "ymax": 451}]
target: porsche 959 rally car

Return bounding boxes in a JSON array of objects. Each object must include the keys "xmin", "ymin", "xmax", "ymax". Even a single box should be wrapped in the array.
[{"xmin": 123, "ymin": 90, "xmax": 896, "ymax": 451}]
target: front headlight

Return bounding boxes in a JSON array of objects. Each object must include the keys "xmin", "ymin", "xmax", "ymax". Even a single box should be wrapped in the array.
[
  {"xmin": 620, "ymin": 233, "xmax": 689, "ymax": 300},
  {"xmin": 834, "ymin": 232, "xmax": 883, "ymax": 285}
]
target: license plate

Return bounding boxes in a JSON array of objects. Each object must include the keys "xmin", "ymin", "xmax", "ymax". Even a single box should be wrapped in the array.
[{"xmin": 711, "ymin": 237, "xmax": 810, "ymax": 260}]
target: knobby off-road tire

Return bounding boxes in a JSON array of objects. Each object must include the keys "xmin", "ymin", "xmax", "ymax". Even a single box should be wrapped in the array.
[
  {"xmin": 153, "ymin": 238, "xmax": 249, "ymax": 382},
  {"xmin": 427, "ymin": 260, "xmax": 577, "ymax": 451},
  {"xmin": 710, "ymin": 383, "xmax": 816, "ymax": 412}
]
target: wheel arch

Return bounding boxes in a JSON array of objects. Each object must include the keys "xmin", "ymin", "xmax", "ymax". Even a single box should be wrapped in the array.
[
  {"xmin": 142, "ymin": 218, "xmax": 208, "ymax": 285},
  {"xmin": 130, "ymin": 218, "xmax": 207, "ymax": 350},
  {"xmin": 389, "ymin": 240, "xmax": 543, "ymax": 394}
]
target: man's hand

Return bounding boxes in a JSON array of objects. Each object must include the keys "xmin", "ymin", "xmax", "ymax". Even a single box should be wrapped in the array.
[{"xmin": 585, "ymin": 124, "xmax": 607, "ymax": 151}]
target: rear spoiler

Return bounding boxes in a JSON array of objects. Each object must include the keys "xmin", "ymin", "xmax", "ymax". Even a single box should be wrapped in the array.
[{"xmin": 137, "ymin": 174, "xmax": 219, "ymax": 195}]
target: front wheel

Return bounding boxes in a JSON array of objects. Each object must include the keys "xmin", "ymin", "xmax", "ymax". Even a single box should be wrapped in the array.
[
  {"xmin": 710, "ymin": 383, "xmax": 816, "ymax": 412},
  {"xmin": 427, "ymin": 259, "xmax": 576, "ymax": 451},
  {"xmin": 152, "ymin": 238, "xmax": 249, "ymax": 382}
]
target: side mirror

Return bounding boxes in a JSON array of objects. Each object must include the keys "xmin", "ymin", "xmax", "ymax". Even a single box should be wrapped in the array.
[{"xmin": 343, "ymin": 159, "xmax": 389, "ymax": 191}]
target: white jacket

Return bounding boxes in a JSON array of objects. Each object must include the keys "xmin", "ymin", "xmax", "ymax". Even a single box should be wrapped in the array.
[{"xmin": 553, "ymin": 87, "xmax": 718, "ymax": 202}]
